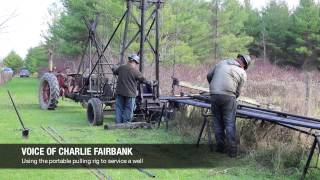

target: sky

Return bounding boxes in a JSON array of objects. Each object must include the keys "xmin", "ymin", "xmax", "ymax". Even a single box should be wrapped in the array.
[
  {"xmin": 0, "ymin": 0, "xmax": 300, "ymax": 60},
  {"xmin": 246, "ymin": 0, "xmax": 299, "ymax": 10},
  {"xmin": 0, "ymin": 0, "xmax": 56, "ymax": 60}
]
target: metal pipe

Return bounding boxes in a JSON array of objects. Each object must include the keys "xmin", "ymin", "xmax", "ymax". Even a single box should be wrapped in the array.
[
  {"xmin": 145, "ymin": 8, "xmax": 156, "ymax": 25},
  {"xmin": 139, "ymin": 0, "xmax": 146, "ymax": 74},
  {"xmin": 120, "ymin": 0, "xmax": 132, "ymax": 65},
  {"xmin": 89, "ymin": 39, "xmax": 92, "ymax": 91},
  {"xmin": 238, "ymin": 104, "xmax": 320, "ymax": 122},
  {"xmin": 131, "ymin": 13, "xmax": 141, "ymax": 28},
  {"xmin": 155, "ymin": 1, "xmax": 160, "ymax": 96},
  {"xmin": 76, "ymin": 36, "xmax": 89, "ymax": 75},
  {"xmin": 80, "ymin": 10, "xmax": 128, "ymax": 93},
  {"xmin": 146, "ymin": 38, "xmax": 155, "ymax": 53},
  {"xmin": 124, "ymin": 30, "xmax": 140, "ymax": 51}
]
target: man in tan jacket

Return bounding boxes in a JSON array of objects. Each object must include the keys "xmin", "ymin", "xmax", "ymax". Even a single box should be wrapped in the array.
[{"xmin": 207, "ymin": 54, "xmax": 251, "ymax": 157}]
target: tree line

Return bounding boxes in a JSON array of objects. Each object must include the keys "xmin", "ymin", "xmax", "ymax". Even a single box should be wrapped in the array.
[
  {"xmin": 1, "ymin": 46, "xmax": 48, "ymax": 73},
  {"xmin": 2, "ymin": 0, "xmax": 320, "ymax": 73}
]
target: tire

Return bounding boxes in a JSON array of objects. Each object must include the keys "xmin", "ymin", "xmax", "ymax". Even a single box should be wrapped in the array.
[
  {"xmin": 87, "ymin": 98, "xmax": 103, "ymax": 126},
  {"xmin": 39, "ymin": 73, "xmax": 60, "ymax": 110}
]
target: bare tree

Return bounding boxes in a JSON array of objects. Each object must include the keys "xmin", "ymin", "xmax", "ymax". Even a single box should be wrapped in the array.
[{"xmin": 0, "ymin": 10, "xmax": 17, "ymax": 33}]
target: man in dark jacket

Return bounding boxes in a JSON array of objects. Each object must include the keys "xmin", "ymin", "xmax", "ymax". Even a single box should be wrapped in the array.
[
  {"xmin": 207, "ymin": 54, "xmax": 251, "ymax": 157},
  {"xmin": 113, "ymin": 54, "xmax": 149, "ymax": 123}
]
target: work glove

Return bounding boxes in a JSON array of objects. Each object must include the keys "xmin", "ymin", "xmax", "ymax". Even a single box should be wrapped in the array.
[
  {"xmin": 111, "ymin": 65, "xmax": 118, "ymax": 74},
  {"xmin": 152, "ymin": 80, "xmax": 158, "ymax": 86},
  {"xmin": 145, "ymin": 81, "xmax": 152, "ymax": 86}
]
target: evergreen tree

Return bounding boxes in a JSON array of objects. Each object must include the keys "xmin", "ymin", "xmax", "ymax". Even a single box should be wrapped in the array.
[
  {"xmin": 44, "ymin": 0, "xmax": 320, "ymax": 68},
  {"xmin": 161, "ymin": 0, "xmax": 211, "ymax": 64},
  {"xmin": 46, "ymin": 0, "xmax": 122, "ymax": 56},
  {"xmin": 261, "ymin": 1, "xmax": 291, "ymax": 64},
  {"xmin": 289, "ymin": 0, "xmax": 320, "ymax": 68},
  {"xmin": 212, "ymin": 0, "xmax": 253, "ymax": 60},
  {"xmin": 243, "ymin": 1, "xmax": 264, "ymax": 58}
]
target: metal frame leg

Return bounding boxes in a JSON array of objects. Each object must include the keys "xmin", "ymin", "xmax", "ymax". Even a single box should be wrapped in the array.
[
  {"xmin": 157, "ymin": 104, "xmax": 165, "ymax": 128},
  {"xmin": 301, "ymin": 136, "xmax": 318, "ymax": 180},
  {"xmin": 197, "ymin": 115, "xmax": 207, "ymax": 147},
  {"xmin": 165, "ymin": 119, "xmax": 168, "ymax": 131},
  {"xmin": 206, "ymin": 116, "xmax": 213, "ymax": 152}
]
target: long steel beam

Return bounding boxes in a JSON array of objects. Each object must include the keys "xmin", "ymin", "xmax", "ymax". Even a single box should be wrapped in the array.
[{"xmin": 162, "ymin": 96, "xmax": 320, "ymax": 130}]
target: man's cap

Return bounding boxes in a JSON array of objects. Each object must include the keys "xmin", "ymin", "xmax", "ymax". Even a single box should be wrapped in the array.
[
  {"xmin": 128, "ymin": 54, "xmax": 140, "ymax": 64},
  {"xmin": 237, "ymin": 54, "xmax": 251, "ymax": 70}
]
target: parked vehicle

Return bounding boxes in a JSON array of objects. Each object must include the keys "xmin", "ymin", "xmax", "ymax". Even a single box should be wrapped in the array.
[
  {"xmin": 19, "ymin": 68, "xmax": 30, "ymax": 77},
  {"xmin": 2, "ymin": 67, "xmax": 13, "ymax": 74}
]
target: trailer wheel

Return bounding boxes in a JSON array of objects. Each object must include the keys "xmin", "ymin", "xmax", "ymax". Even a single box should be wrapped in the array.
[
  {"xmin": 87, "ymin": 98, "xmax": 103, "ymax": 126},
  {"xmin": 39, "ymin": 73, "xmax": 59, "ymax": 110}
]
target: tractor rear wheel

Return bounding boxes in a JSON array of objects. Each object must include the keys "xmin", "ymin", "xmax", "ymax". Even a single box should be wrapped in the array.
[
  {"xmin": 87, "ymin": 98, "xmax": 104, "ymax": 126},
  {"xmin": 39, "ymin": 73, "xmax": 60, "ymax": 110}
]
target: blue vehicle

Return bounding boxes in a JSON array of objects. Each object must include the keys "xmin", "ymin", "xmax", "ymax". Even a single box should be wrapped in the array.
[
  {"xmin": 19, "ymin": 68, "xmax": 30, "ymax": 77},
  {"xmin": 2, "ymin": 67, "xmax": 13, "ymax": 73}
]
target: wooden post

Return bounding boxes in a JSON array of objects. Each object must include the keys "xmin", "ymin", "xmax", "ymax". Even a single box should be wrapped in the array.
[
  {"xmin": 104, "ymin": 122, "xmax": 151, "ymax": 130},
  {"xmin": 304, "ymin": 72, "xmax": 310, "ymax": 116},
  {"xmin": 262, "ymin": 29, "xmax": 267, "ymax": 62},
  {"xmin": 48, "ymin": 49, "xmax": 53, "ymax": 72},
  {"xmin": 0, "ymin": 72, "xmax": 2, "ymax": 85}
]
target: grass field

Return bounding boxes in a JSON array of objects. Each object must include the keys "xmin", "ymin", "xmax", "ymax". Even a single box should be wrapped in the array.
[{"xmin": 0, "ymin": 78, "xmax": 318, "ymax": 180}]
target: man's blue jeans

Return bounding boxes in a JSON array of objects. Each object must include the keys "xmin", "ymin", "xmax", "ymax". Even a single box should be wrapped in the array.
[
  {"xmin": 115, "ymin": 95, "xmax": 136, "ymax": 123},
  {"xmin": 210, "ymin": 94, "xmax": 237, "ymax": 153}
]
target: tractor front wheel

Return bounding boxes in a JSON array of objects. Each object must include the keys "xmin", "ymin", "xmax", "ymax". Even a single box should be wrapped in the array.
[
  {"xmin": 87, "ymin": 98, "xmax": 104, "ymax": 126},
  {"xmin": 39, "ymin": 73, "xmax": 60, "ymax": 110}
]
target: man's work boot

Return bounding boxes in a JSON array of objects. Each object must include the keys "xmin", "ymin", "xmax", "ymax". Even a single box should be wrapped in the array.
[
  {"xmin": 228, "ymin": 147, "xmax": 237, "ymax": 158},
  {"xmin": 228, "ymin": 151, "xmax": 237, "ymax": 158},
  {"xmin": 215, "ymin": 145, "xmax": 225, "ymax": 153}
]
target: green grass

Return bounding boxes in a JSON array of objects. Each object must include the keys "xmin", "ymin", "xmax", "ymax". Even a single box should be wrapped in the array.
[{"xmin": 0, "ymin": 78, "xmax": 317, "ymax": 179}]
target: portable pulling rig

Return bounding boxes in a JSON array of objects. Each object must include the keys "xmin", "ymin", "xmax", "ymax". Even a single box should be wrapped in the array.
[
  {"xmin": 38, "ymin": 0, "xmax": 320, "ymax": 178},
  {"xmin": 39, "ymin": 0, "xmax": 165, "ymax": 126}
]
